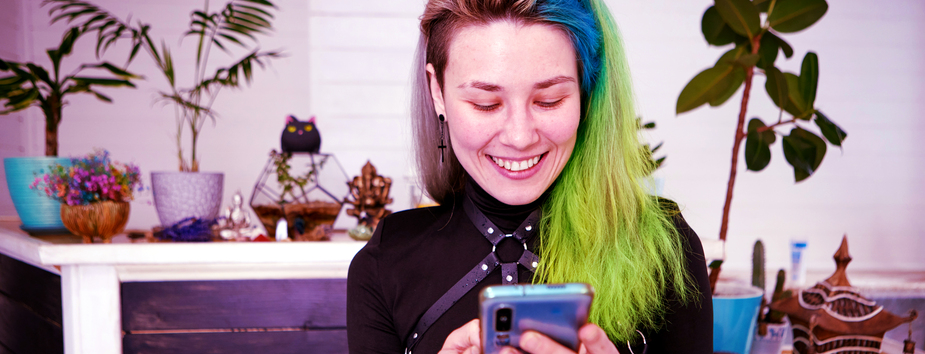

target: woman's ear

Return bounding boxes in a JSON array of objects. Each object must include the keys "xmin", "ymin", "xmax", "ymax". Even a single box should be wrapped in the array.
[{"xmin": 426, "ymin": 63, "xmax": 446, "ymax": 117}]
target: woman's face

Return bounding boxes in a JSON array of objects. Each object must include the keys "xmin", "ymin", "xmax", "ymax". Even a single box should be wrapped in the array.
[{"xmin": 428, "ymin": 21, "xmax": 581, "ymax": 205}]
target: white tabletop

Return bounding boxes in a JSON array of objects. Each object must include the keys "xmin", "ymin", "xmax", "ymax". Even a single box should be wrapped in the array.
[{"xmin": 0, "ymin": 221, "xmax": 367, "ymax": 281}]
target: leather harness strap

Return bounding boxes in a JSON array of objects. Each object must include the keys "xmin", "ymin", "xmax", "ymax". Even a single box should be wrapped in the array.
[{"xmin": 403, "ymin": 197, "xmax": 541, "ymax": 353}]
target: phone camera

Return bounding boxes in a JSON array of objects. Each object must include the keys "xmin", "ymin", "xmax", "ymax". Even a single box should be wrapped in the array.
[{"xmin": 495, "ymin": 308, "xmax": 513, "ymax": 332}]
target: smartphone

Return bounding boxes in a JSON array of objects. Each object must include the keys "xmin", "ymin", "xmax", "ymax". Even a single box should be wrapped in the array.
[{"xmin": 479, "ymin": 283, "xmax": 594, "ymax": 353}]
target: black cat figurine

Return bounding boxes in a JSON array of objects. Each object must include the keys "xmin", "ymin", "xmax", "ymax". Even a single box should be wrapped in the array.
[{"xmin": 280, "ymin": 115, "xmax": 321, "ymax": 153}]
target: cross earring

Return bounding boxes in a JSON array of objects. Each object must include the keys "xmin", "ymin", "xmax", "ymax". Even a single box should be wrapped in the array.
[{"xmin": 438, "ymin": 114, "xmax": 447, "ymax": 163}]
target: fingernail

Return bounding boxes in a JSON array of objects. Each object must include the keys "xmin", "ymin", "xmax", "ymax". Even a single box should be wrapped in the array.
[{"xmin": 520, "ymin": 332, "xmax": 538, "ymax": 350}]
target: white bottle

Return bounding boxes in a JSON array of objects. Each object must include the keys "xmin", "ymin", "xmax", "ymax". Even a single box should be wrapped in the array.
[{"xmin": 275, "ymin": 218, "xmax": 288, "ymax": 241}]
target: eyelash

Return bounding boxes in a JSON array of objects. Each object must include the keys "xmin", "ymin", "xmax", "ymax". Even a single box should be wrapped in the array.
[
  {"xmin": 536, "ymin": 98, "xmax": 564, "ymax": 109},
  {"xmin": 473, "ymin": 103, "xmax": 499, "ymax": 112},
  {"xmin": 471, "ymin": 98, "xmax": 565, "ymax": 112}
]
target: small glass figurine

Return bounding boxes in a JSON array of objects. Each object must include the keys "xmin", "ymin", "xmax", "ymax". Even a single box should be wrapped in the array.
[{"xmin": 217, "ymin": 191, "xmax": 262, "ymax": 240}]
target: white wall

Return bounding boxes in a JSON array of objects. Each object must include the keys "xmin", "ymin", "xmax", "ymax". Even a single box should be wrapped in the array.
[{"xmin": 1, "ymin": 0, "xmax": 922, "ymax": 275}]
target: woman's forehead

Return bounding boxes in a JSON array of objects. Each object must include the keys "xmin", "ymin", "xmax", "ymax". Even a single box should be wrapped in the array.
[{"xmin": 443, "ymin": 21, "xmax": 578, "ymax": 88}]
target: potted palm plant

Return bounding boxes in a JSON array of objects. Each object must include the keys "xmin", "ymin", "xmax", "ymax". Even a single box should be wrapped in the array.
[
  {"xmin": 675, "ymin": 0, "xmax": 843, "ymax": 353},
  {"xmin": 1, "ymin": 18, "xmax": 138, "ymax": 233},
  {"xmin": 48, "ymin": 0, "xmax": 281, "ymax": 227}
]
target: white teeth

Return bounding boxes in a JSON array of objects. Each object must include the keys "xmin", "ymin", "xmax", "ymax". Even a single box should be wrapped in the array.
[{"xmin": 490, "ymin": 155, "xmax": 542, "ymax": 172}]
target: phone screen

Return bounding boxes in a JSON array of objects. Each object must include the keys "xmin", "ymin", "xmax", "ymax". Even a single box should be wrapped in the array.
[{"xmin": 479, "ymin": 283, "xmax": 593, "ymax": 353}]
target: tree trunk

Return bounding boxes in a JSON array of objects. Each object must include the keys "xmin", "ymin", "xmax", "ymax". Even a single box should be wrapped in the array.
[{"xmin": 44, "ymin": 94, "xmax": 62, "ymax": 156}]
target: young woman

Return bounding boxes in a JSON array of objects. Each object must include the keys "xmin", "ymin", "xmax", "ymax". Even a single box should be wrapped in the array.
[{"xmin": 347, "ymin": 1, "xmax": 712, "ymax": 353}]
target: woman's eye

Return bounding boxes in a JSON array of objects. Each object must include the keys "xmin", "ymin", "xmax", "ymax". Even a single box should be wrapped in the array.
[
  {"xmin": 472, "ymin": 103, "xmax": 500, "ymax": 112},
  {"xmin": 536, "ymin": 98, "xmax": 564, "ymax": 109}
]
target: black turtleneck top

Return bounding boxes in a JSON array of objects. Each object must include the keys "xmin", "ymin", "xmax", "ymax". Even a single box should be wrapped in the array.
[{"xmin": 346, "ymin": 180, "xmax": 712, "ymax": 354}]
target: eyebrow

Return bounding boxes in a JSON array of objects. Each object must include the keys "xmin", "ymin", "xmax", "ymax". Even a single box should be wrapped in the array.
[
  {"xmin": 460, "ymin": 81, "xmax": 502, "ymax": 92},
  {"xmin": 457, "ymin": 76, "xmax": 577, "ymax": 92},
  {"xmin": 534, "ymin": 76, "xmax": 576, "ymax": 90}
]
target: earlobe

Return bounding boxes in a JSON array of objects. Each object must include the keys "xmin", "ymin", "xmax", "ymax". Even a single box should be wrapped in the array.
[{"xmin": 426, "ymin": 63, "xmax": 446, "ymax": 117}]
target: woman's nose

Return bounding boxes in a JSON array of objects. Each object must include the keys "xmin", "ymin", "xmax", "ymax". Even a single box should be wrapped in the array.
[{"xmin": 498, "ymin": 106, "xmax": 539, "ymax": 150}]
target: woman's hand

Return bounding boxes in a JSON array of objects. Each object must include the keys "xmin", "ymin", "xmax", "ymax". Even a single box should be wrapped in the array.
[
  {"xmin": 504, "ymin": 323, "xmax": 619, "ymax": 354},
  {"xmin": 439, "ymin": 319, "xmax": 482, "ymax": 354}
]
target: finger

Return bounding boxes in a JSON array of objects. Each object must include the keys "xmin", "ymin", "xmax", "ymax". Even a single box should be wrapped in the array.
[
  {"xmin": 440, "ymin": 319, "xmax": 482, "ymax": 353},
  {"xmin": 519, "ymin": 330, "xmax": 575, "ymax": 354},
  {"xmin": 499, "ymin": 347, "xmax": 524, "ymax": 354},
  {"xmin": 577, "ymin": 324, "xmax": 618, "ymax": 354}
]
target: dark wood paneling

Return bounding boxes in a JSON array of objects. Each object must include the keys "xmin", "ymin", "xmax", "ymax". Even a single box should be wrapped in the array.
[
  {"xmin": 0, "ymin": 253, "xmax": 62, "ymax": 323},
  {"xmin": 123, "ymin": 329, "xmax": 347, "ymax": 354},
  {"xmin": 122, "ymin": 278, "xmax": 348, "ymax": 331},
  {"xmin": 0, "ymin": 292, "xmax": 63, "ymax": 354}
]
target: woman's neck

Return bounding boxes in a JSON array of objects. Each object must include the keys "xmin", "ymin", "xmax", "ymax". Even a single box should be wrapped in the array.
[{"xmin": 464, "ymin": 175, "xmax": 546, "ymax": 234}]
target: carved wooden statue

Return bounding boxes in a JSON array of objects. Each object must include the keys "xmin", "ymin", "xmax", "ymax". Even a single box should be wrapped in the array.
[
  {"xmin": 770, "ymin": 235, "xmax": 917, "ymax": 354},
  {"xmin": 345, "ymin": 161, "xmax": 393, "ymax": 230}
]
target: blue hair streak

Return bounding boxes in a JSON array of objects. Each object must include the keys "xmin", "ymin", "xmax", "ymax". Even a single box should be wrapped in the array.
[{"xmin": 536, "ymin": 0, "xmax": 602, "ymax": 98}]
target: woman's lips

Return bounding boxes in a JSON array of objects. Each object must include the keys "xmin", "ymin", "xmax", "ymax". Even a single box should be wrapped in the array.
[{"xmin": 488, "ymin": 153, "xmax": 546, "ymax": 178}]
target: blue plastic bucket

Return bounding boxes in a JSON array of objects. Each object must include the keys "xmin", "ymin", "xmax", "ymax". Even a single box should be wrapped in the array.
[
  {"xmin": 713, "ymin": 282, "xmax": 764, "ymax": 354},
  {"xmin": 3, "ymin": 157, "xmax": 72, "ymax": 234}
]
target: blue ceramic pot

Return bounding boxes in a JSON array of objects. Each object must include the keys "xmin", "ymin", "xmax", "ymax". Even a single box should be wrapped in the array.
[
  {"xmin": 713, "ymin": 282, "xmax": 764, "ymax": 354},
  {"xmin": 3, "ymin": 157, "xmax": 72, "ymax": 234}
]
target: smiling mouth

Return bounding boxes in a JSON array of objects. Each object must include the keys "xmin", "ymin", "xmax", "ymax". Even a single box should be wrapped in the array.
[{"xmin": 489, "ymin": 154, "xmax": 545, "ymax": 172}]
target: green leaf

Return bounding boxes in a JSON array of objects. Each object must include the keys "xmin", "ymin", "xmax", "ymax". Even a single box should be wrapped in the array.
[
  {"xmin": 768, "ymin": 0, "xmax": 828, "ymax": 33},
  {"xmin": 784, "ymin": 72, "xmax": 809, "ymax": 118},
  {"xmin": 745, "ymin": 118, "xmax": 776, "ymax": 171},
  {"xmin": 26, "ymin": 64, "xmax": 54, "ymax": 87},
  {"xmin": 716, "ymin": 45, "xmax": 748, "ymax": 66},
  {"xmin": 710, "ymin": 66, "xmax": 744, "ymax": 106},
  {"xmin": 0, "ymin": 75, "xmax": 27, "ymax": 87},
  {"xmin": 764, "ymin": 66, "xmax": 789, "ymax": 119},
  {"xmin": 88, "ymin": 89, "xmax": 112, "ymax": 103},
  {"xmin": 715, "ymin": 0, "xmax": 762, "ymax": 39},
  {"xmin": 47, "ymin": 49, "xmax": 63, "ymax": 76},
  {"xmin": 753, "ymin": 0, "xmax": 772, "ymax": 12},
  {"xmin": 4, "ymin": 88, "xmax": 39, "ymax": 109},
  {"xmin": 59, "ymin": 27, "xmax": 80, "ymax": 56},
  {"xmin": 782, "ymin": 127, "xmax": 827, "ymax": 182},
  {"xmin": 734, "ymin": 54, "xmax": 760, "ymax": 68},
  {"xmin": 71, "ymin": 77, "xmax": 136, "ymax": 88},
  {"xmin": 799, "ymin": 52, "xmax": 819, "ymax": 108},
  {"xmin": 81, "ymin": 62, "xmax": 141, "ymax": 79},
  {"xmin": 814, "ymin": 111, "xmax": 847, "ymax": 147},
  {"xmin": 677, "ymin": 64, "xmax": 739, "ymax": 114},
  {"xmin": 775, "ymin": 35, "xmax": 794, "ymax": 58},
  {"xmin": 756, "ymin": 32, "xmax": 779, "ymax": 69}
]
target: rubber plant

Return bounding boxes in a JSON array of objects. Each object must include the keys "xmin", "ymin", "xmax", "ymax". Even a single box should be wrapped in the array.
[
  {"xmin": 676, "ymin": 0, "xmax": 846, "ymax": 291},
  {"xmin": 0, "ymin": 24, "xmax": 139, "ymax": 156},
  {"xmin": 45, "ymin": 0, "xmax": 281, "ymax": 171}
]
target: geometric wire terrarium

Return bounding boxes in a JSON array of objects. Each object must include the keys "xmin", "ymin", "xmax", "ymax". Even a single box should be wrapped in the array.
[{"xmin": 250, "ymin": 151, "xmax": 349, "ymax": 241}]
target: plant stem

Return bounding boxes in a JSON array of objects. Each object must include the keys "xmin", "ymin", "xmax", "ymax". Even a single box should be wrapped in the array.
[
  {"xmin": 758, "ymin": 118, "xmax": 796, "ymax": 133},
  {"xmin": 712, "ymin": 36, "xmax": 763, "ymax": 292},
  {"xmin": 719, "ymin": 35, "xmax": 763, "ymax": 244},
  {"xmin": 45, "ymin": 92, "xmax": 62, "ymax": 156}
]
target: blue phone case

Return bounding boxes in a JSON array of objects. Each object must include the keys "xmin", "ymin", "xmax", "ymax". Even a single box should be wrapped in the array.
[{"xmin": 479, "ymin": 283, "xmax": 594, "ymax": 353}]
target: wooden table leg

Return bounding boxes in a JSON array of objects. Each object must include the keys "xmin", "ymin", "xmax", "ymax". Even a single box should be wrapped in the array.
[{"xmin": 61, "ymin": 264, "xmax": 122, "ymax": 354}]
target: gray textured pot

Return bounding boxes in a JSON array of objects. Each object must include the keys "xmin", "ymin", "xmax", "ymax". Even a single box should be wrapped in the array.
[{"xmin": 151, "ymin": 171, "xmax": 224, "ymax": 227}]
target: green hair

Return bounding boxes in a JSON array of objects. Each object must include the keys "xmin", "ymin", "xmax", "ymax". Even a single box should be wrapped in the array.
[{"xmin": 534, "ymin": 0, "xmax": 697, "ymax": 344}]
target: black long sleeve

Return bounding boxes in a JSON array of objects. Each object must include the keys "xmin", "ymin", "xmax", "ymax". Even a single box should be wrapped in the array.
[{"xmin": 347, "ymin": 195, "xmax": 712, "ymax": 354}]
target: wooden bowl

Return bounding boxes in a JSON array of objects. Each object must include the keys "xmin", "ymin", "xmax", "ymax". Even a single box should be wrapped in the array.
[{"xmin": 60, "ymin": 201, "xmax": 130, "ymax": 243}]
